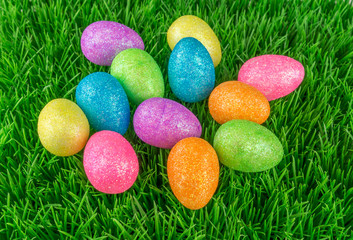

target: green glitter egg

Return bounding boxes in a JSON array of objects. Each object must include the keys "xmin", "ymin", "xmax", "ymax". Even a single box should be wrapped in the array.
[
  {"xmin": 110, "ymin": 49, "xmax": 164, "ymax": 105},
  {"xmin": 213, "ymin": 120, "xmax": 283, "ymax": 172}
]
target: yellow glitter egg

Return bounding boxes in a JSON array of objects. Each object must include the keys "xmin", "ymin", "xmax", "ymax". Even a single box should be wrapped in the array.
[
  {"xmin": 167, "ymin": 15, "xmax": 222, "ymax": 67},
  {"xmin": 38, "ymin": 98, "xmax": 90, "ymax": 156}
]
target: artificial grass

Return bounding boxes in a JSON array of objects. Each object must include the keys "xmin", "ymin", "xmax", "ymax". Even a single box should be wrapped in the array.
[{"xmin": 0, "ymin": 0, "xmax": 353, "ymax": 239}]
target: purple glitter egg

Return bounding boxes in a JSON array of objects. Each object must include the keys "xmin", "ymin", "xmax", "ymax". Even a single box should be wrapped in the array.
[
  {"xmin": 133, "ymin": 98, "xmax": 202, "ymax": 149},
  {"xmin": 238, "ymin": 55, "xmax": 305, "ymax": 101},
  {"xmin": 81, "ymin": 21, "xmax": 144, "ymax": 66}
]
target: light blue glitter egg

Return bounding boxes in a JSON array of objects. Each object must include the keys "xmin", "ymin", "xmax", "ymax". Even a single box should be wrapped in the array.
[
  {"xmin": 168, "ymin": 37, "xmax": 215, "ymax": 103},
  {"xmin": 76, "ymin": 72, "xmax": 130, "ymax": 135}
]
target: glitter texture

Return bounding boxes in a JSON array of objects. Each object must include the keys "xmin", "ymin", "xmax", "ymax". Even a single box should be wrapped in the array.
[
  {"xmin": 167, "ymin": 15, "xmax": 222, "ymax": 67},
  {"xmin": 213, "ymin": 120, "xmax": 283, "ymax": 172},
  {"xmin": 168, "ymin": 37, "xmax": 215, "ymax": 103},
  {"xmin": 238, "ymin": 55, "xmax": 305, "ymax": 101},
  {"xmin": 37, "ymin": 99, "xmax": 89, "ymax": 156},
  {"xmin": 80, "ymin": 21, "xmax": 144, "ymax": 66},
  {"xmin": 76, "ymin": 72, "xmax": 130, "ymax": 135},
  {"xmin": 110, "ymin": 49, "xmax": 164, "ymax": 105},
  {"xmin": 83, "ymin": 130, "xmax": 139, "ymax": 194},
  {"xmin": 133, "ymin": 97, "xmax": 202, "ymax": 149},
  {"xmin": 208, "ymin": 81, "xmax": 270, "ymax": 124},
  {"xmin": 167, "ymin": 137, "xmax": 219, "ymax": 210}
]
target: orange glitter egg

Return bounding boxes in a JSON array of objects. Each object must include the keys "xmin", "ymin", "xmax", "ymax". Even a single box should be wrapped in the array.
[
  {"xmin": 208, "ymin": 81, "xmax": 270, "ymax": 124},
  {"xmin": 167, "ymin": 137, "xmax": 219, "ymax": 210}
]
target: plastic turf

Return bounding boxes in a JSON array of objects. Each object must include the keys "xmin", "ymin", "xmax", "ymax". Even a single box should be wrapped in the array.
[{"xmin": 0, "ymin": 0, "xmax": 353, "ymax": 239}]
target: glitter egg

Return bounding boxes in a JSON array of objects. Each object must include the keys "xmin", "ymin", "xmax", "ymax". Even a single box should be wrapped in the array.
[
  {"xmin": 208, "ymin": 81, "xmax": 270, "ymax": 124},
  {"xmin": 167, "ymin": 137, "xmax": 219, "ymax": 210},
  {"xmin": 168, "ymin": 37, "xmax": 215, "ymax": 103},
  {"xmin": 111, "ymin": 49, "xmax": 164, "ymax": 105},
  {"xmin": 238, "ymin": 55, "xmax": 305, "ymax": 101},
  {"xmin": 167, "ymin": 15, "xmax": 222, "ymax": 67},
  {"xmin": 76, "ymin": 72, "xmax": 130, "ymax": 135},
  {"xmin": 81, "ymin": 21, "xmax": 144, "ymax": 66},
  {"xmin": 37, "ymin": 99, "xmax": 89, "ymax": 156},
  {"xmin": 213, "ymin": 120, "xmax": 283, "ymax": 172},
  {"xmin": 83, "ymin": 130, "xmax": 139, "ymax": 194},
  {"xmin": 133, "ymin": 98, "xmax": 202, "ymax": 149}
]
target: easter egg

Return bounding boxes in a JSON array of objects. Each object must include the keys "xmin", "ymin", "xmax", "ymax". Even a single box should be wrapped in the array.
[
  {"xmin": 76, "ymin": 72, "xmax": 130, "ymax": 135},
  {"xmin": 238, "ymin": 55, "xmax": 305, "ymax": 101},
  {"xmin": 133, "ymin": 98, "xmax": 202, "ymax": 149},
  {"xmin": 167, "ymin": 137, "xmax": 219, "ymax": 210},
  {"xmin": 37, "ymin": 99, "xmax": 89, "ymax": 156},
  {"xmin": 168, "ymin": 37, "xmax": 215, "ymax": 103},
  {"xmin": 83, "ymin": 130, "xmax": 139, "ymax": 194},
  {"xmin": 208, "ymin": 81, "xmax": 270, "ymax": 124},
  {"xmin": 167, "ymin": 15, "xmax": 222, "ymax": 67},
  {"xmin": 81, "ymin": 21, "xmax": 144, "ymax": 66},
  {"xmin": 213, "ymin": 120, "xmax": 283, "ymax": 172},
  {"xmin": 111, "ymin": 49, "xmax": 164, "ymax": 105}
]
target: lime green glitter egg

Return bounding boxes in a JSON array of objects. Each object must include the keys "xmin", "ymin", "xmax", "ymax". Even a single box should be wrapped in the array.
[
  {"xmin": 110, "ymin": 49, "xmax": 164, "ymax": 105},
  {"xmin": 213, "ymin": 120, "xmax": 283, "ymax": 172}
]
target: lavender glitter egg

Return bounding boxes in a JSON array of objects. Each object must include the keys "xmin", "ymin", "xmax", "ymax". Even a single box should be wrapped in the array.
[
  {"xmin": 168, "ymin": 37, "xmax": 215, "ymax": 103},
  {"xmin": 76, "ymin": 72, "xmax": 130, "ymax": 135},
  {"xmin": 81, "ymin": 21, "xmax": 144, "ymax": 66},
  {"xmin": 238, "ymin": 55, "xmax": 305, "ymax": 101},
  {"xmin": 133, "ymin": 98, "xmax": 202, "ymax": 149}
]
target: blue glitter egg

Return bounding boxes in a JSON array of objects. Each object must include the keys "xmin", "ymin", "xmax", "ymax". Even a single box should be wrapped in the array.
[
  {"xmin": 76, "ymin": 72, "xmax": 130, "ymax": 134},
  {"xmin": 168, "ymin": 37, "xmax": 215, "ymax": 102}
]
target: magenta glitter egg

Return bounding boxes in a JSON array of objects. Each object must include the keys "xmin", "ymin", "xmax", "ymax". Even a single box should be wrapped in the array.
[
  {"xmin": 83, "ymin": 130, "xmax": 139, "ymax": 194},
  {"xmin": 238, "ymin": 55, "xmax": 305, "ymax": 101},
  {"xmin": 80, "ymin": 21, "xmax": 144, "ymax": 66},
  {"xmin": 133, "ymin": 97, "xmax": 202, "ymax": 149}
]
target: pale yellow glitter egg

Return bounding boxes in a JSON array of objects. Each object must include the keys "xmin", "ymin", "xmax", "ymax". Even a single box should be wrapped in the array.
[
  {"xmin": 167, "ymin": 15, "xmax": 222, "ymax": 67},
  {"xmin": 38, "ymin": 98, "xmax": 90, "ymax": 156}
]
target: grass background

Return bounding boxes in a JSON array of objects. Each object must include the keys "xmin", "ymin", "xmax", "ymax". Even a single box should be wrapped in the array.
[{"xmin": 1, "ymin": 0, "xmax": 353, "ymax": 239}]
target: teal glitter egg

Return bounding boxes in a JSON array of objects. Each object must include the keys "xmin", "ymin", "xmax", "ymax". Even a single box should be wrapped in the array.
[
  {"xmin": 76, "ymin": 72, "xmax": 130, "ymax": 135},
  {"xmin": 168, "ymin": 37, "xmax": 215, "ymax": 103},
  {"xmin": 213, "ymin": 120, "xmax": 284, "ymax": 172}
]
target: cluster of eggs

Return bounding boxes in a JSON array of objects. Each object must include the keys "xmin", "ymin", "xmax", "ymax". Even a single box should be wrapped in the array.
[{"xmin": 37, "ymin": 15, "xmax": 305, "ymax": 209}]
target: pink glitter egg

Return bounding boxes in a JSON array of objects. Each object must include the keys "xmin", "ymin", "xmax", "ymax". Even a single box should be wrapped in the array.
[
  {"xmin": 83, "ymin": 130, "xmax": 139, "ymax": 194},
  {"xmin": 81, "ymin": 21, "xmax": 144, "ymax": 66},
  {"xmin": 238, "ymin": 55, "xmax": 305, "ymax": 101}
]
